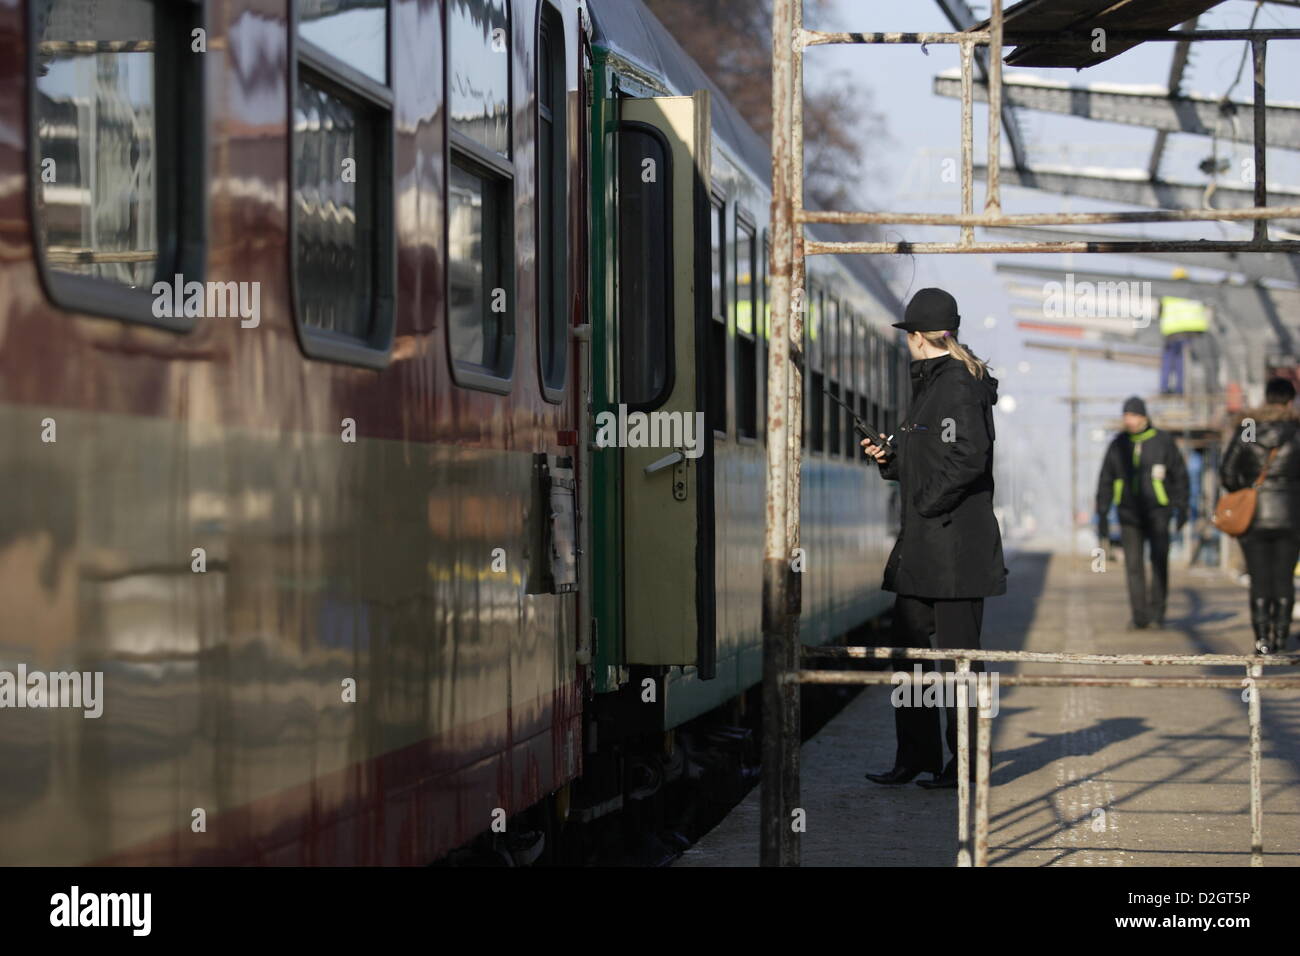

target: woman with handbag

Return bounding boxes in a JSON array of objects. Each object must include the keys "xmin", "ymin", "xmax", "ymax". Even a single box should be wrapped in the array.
[{"xmin": 1218, "ymin": 377, "xmax": 1300, "ymax": 654}]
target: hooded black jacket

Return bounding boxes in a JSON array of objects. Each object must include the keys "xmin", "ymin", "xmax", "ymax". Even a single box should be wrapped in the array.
[
  {"xmin": 877, "ymin": 353, "xmax": 1007, "ymax": 599},
  {"xmin": 1094, "ymin": 425, "xmax": 1188, "ymax": 525},
  {"xmin": 1219, "ymin": 404, "xmax": 1300, "ymax": 533}
]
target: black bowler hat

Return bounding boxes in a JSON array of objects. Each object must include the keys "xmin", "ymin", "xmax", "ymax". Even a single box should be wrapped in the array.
[{"xmin": 893, "ymin": 288, "xmax": 960, "ymax": 333}]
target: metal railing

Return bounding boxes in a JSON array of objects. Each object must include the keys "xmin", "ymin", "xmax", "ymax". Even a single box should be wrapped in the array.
[
  {"xmin": 799, "ymin": 646, "xmax": 1300, "ymax": 867},
  {"xmin": 759, "ymin": 0, "xmax": 1300, "ymax": 866}
]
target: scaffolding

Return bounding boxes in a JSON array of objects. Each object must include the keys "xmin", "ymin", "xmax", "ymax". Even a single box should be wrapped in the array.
[{"xmin": 761, "ymin": 0, "xmax": 1300, "ymax": 867}]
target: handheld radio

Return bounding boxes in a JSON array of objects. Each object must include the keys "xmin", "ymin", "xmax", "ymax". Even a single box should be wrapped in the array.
[{"xmin": 822, "ymin": 386, "xmax": 896, "ymax": 463}]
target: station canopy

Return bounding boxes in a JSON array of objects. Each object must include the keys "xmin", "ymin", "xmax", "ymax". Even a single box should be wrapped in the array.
[{"xmin": 971, "ymin": 0, "xmax": 1229, "ymax": 69}]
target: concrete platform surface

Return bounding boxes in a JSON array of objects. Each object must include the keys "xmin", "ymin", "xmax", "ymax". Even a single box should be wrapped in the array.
[{"xmin": 676, "ymin": 551, "xmax": 1300, "ymax": 866}]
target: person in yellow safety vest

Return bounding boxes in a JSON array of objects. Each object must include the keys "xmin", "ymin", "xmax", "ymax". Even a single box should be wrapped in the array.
[
  {"xmin": 1095, "ymin": 396, "xmax": 1190, "ymax": 630},
  {"xmin": 1159, "ymin": 296, "xmax": 1209, "ymax": 395}
]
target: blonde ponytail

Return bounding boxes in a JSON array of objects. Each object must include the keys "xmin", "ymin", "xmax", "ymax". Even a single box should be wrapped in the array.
[{"xmin": 920, "ymin": 329, "xmax": 988, "ymax": 380}]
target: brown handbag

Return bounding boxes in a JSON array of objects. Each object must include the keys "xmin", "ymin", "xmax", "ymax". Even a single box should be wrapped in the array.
[{"xmin": 1213, "ymin": 447, "xmax": 1278, "ymax": 537}]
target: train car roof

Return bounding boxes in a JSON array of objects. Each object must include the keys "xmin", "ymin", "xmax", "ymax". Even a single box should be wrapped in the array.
[{"xmin": 589, "ymin": 0, "xmax": 904, "ymax": 319}]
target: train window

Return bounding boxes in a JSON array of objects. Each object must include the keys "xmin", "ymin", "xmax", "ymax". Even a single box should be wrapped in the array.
[
  {"xmin": 294, "ymin": 79, "xmax": 381, "ymax": 342},
  {"xmin": 868, "ymin": 329, "xmax": 881, "ymax": 431},
  {"xmin": 803, "ymin": 286, "xmax": 819, "ymax": 451},
  {"xmin": 850, "ymin": 311, "xmax": 862, "ymax": 399},
  {"xmin": 859, "ymin": 317, "xmax": 868, "ymax": 399},
  {"xmin": 809, "ymin": 372, "xmax": 824, "ymax": 455},
  {"xmin": 537, "ymin": 5, "xmax": 567, "ymax": 400},
  {"xmin": 828, "ymin": 381, "xmax": 841, "ymax": 458},
  {"xmin": 30, "ymin": 0, "xmax": 205, "ymax": 328},
  {"xmin": 885, "ymin": 339, "xmax": 898, "ymax": 435},
  {"xmin": 853, "ymin": 315, "xmax": 868, "ymax": 462},
  {"xmin": 877, "ymin": 333, "xmax": 889, "ymax": 435},
  {"xmin": 445, "ymin": 0, "xmax": 515, "ymax": 389},
  {"xmin": 449, "ymin": 0, "xmax": 511, "ymax": 157},
  {"xmin": 618, "ymin": 125, "xmax": 672, "ymax": 408},
  {"xmin": 825, "ymin": 297, "xmax": 838, "ymax": 381},
  {"xmin": 710, "ymin": 197, "xmax": 724, "ymax": 324},
  {"xmin": 826, "ymin": 298, "xmax": 840, "ymax": 457},
  {"xmin": 762, "ymin": 233, "xmax": 770, "ymax": 445},
  {"xmin": 734, "ymin": 217, "xmax": 757, "ymax": 440},
  {"xmin": 841, "ymin": 304, "xmax": 854, "ymax": 395},
  {"xmin": 841, "ymin": 306, "xmax": 855, "ymax": 457},
  {"xmin": 449, "ymin": 154, "xmax": 515, "ymax": 383},
  {"xmin": 844, "ymin": 387, "xmax": 857, "ymax": 457},
  {"xmin": 292, "ymin": 0, "xmax": 396, "ymax": 367},
  {"xmin": 297, "ymin": 0, "xmax": 387, "ymax": 84},
  {"xmin": 889, "ymin": 338, "xmax": 899, "ymax": 424},
  {"xmin": 807, "ymin": 284, "xmax": 820, "ymax": 366},
  {"xmin": 858, "ymin": 394, "xmax": 871, "ymax": 466},
  {"xmin": 709, "ymin": 196, "xmax": 727, "ymax": 437}
]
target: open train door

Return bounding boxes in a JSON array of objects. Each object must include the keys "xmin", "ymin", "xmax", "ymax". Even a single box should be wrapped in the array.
[{"xmin": 616, "ymin": 91, "xmax": 716, "ymax": 678}]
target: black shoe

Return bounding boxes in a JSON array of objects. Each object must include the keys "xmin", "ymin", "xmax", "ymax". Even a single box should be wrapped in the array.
[
  {"xmin": 1126, "ymin": 619, "xmax": 1149, "ymax": 631},
  {"xmin": 916, "ymin": 759, "xmax": 973, "ymax": 790},
  {"xmin": 865, "ymin": 765, "xmax": 928, "ymax": 785}
]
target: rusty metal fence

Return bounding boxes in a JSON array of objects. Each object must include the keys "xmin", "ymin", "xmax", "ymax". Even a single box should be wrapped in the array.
[
  {"xmin": 760, "ymin": 0, "xmax": 1300, "ymax": 867},
  {"xmin": 799, "ymin": 646, "xmax": 1300, "ymax": 867}
]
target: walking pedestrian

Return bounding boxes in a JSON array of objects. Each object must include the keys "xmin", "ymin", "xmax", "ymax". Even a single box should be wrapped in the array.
[
  {"xmin": 1219, "ymin": 377, "xmax": 1300, "ymax": 654},
  {"xmin": 1095, "ymin": 397, "xmax": 1189, "ymax": 630}
]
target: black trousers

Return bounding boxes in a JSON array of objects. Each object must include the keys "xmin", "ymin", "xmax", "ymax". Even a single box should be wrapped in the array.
[
  {"xmin": 890, "ymin": 594, "xmax": 985, "ymax": 773},
  {"xmin": 1120, "ymin": 515, "xmax": 1170, "ymax": 626},
  {"xmin": 1240, "ymin": 528, "xmax": 1300, "ymax": 602}
]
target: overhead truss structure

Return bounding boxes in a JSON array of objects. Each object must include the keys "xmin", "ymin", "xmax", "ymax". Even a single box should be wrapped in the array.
[{"xmin": 788, "ymin": 3, "xmax": 1300, "ymax": 255}]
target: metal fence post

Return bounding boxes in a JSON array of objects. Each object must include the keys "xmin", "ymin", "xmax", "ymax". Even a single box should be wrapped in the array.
[
  {"xmin": 956, "ymin": 658, "xmax": 971, "ymax": 867},
  {"xmin": 975, "ymin": 679, "xmax": 992, "ymax": 867},
  {"xmin": 1249, "ymin": 662, "xmax": 1263, "ymax": 866},
  {"xmin": 1252, "ymin": 39, "xmax": 1268, "ymax": 244},
  {"xmin": 779, "ymin": 0, "xmax": 806, "ymax": 870},
  {"xmin": 761, "ymin": 0, "xmax": 797, "ymax": 869}
]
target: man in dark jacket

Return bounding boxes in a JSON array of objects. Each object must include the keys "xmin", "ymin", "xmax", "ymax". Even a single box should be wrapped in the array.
[
  {"xmin": 1219, "ymin": 377, "xmax": 1300, "ymax": 653},
  {"xmin": 861, "ymin": 288, "xmax": 1007, "ymax": 789},
  {"xmin": 1095, "ymin": 397, "xmax": 1189, "ymax": 629}
]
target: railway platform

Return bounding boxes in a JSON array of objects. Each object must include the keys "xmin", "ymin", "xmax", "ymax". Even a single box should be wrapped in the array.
[{"xmin": 678, "ymin": 551, "xmax": 1300, "ymax": 866}]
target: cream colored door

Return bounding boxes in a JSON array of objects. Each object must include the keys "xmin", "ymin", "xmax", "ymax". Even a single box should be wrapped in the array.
[{"xmin": 619, "ymin": 92, "xmax": 715, "ymax": 673}]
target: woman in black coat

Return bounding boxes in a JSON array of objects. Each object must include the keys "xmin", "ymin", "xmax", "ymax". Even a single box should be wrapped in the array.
[
  {"xmin": 860, "ymin": 288, "xmax": 1007, "ymax": 789},
  {"xmin": 1219, "ymin": 377, "xmax": 1300, "ymax": 654}
]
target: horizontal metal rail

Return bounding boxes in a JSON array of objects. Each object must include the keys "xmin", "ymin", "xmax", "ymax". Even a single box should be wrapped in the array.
[
  {"xmin": 805, "ymin": 239, "xmax": 1300, "ymax": 255},
  {"xmin": 799, "ymin": 28, "xmax": 1300, "ymax": 48},
  {"xmin": 798, "ymin": 207, "xmax": 1300, "ymax": 227},
  {"xmin": 805, "ymin": 646, "xmax": 1300, "ymax": 666},
  {"xmin": 801, "ymin": 31, "xmax": 996, "ymax": 47},
  {"xmin": 793, "ymin": 671, "xmax": 1300, "ymax": 690}
]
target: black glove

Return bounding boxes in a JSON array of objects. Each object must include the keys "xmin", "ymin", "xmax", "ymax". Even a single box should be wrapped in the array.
[
  {"xmin": 1174, "ymin": 511, "xmax": 1188, "ymax": 533},
  {"xmin": 1097, "ymin": 513, "xmax": 1109, "ymax": 545}
]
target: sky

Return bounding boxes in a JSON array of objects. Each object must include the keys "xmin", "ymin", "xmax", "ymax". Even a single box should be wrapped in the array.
[{"xmin": 806, "ymin": 0, "xmax": 1300, "ymax": 547}]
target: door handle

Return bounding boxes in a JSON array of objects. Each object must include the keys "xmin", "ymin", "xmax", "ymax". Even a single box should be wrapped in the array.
[
  {"xmin": 644, "ymin": 451, "xmax": 685, "ymax": 475},
  {"xmin": 644, "ymin": 450, "xmax": 690, "ymax": 502}
]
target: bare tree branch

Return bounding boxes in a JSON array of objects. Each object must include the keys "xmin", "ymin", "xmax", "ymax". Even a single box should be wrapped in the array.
[{"xmin": 642, "ymin": 0, "xmax": 896, "ymax": 259}]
